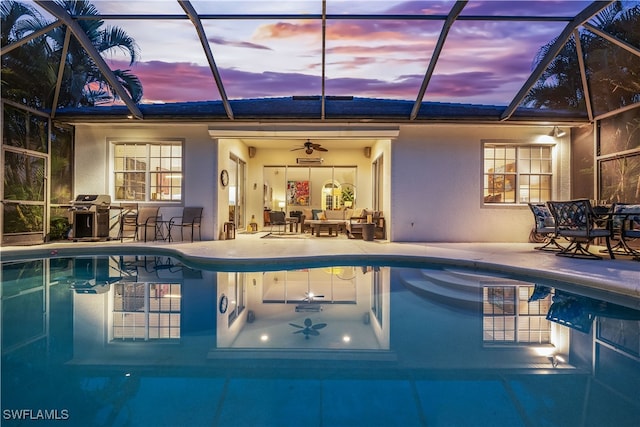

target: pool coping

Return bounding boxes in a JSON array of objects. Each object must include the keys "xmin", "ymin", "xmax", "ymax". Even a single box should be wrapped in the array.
[{"xmin": 2, "ymin": 239, "xmax": 639, "ymax": 305}]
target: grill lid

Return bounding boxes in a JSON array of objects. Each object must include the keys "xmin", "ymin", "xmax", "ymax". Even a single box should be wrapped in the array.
[{"xmin": 73, "ymin": 194, "xmax": 111, "ymax": 206}]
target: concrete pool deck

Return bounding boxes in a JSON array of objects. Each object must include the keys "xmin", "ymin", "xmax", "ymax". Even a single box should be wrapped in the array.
[{"xmin": 2, "ymin": 235, "xmax": 639, "ymax": 303}]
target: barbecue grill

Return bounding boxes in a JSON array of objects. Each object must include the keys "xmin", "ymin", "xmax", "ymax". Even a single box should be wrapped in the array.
[{"xmin": 69, "ymin": 194, "xmax": 111, "ymax": 240}]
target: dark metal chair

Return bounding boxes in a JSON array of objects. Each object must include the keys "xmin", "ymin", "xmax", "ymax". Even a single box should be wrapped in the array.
[
  {"xmin": 547, "ymin": 199, "xmax": 614, "ymax": 259},
  {"xmin": 135, "ymin": 206, "xmax": 159, "ymax": 242},
  {"xmin": 170, "ymin": 207, "xmax": 203, "ymax": 241},
  {"xmin": 527, "ymin": 203, "xmax": 564, "ymax": 251},
  {"xmin": 613, "ymin": 204, "xmax": 640, "ymax": 259},
  {"xmin": 269, "ymin": 211, "xmax": 287, "ymax": 234},
  {"xmin": 118, "ymin": 203, "xmax": 138, "ymax": 242}
]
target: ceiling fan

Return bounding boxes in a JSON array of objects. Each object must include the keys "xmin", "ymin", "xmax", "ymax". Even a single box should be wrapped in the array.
[
  {"xmin": 291, "ymin": 139, "xmax": 328, "ymax": 155},
  {"xmin": 289, "ymin": 318, "xmax": 327, "ymax": 339}
]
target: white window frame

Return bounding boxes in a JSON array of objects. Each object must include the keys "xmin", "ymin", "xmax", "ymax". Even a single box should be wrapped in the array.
[
  {"xmin": 110, "ymin": 140, "xmax": 184, "ymax": 203},
  {"xmin": 482, "ymin": 141, "xmax": 555, "ymax": 205}
]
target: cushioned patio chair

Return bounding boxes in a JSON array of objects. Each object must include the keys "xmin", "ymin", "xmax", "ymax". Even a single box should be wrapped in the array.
[
  {"xmin": 547, "ymin": 199, "xmax": 614, "ymax": 260},
  {"xmin": 527, "ymin": 203, "xmax": 564, "ymax": 251},
  {"xmin": 135, "ymin": 206, "xmax": 160, "ymax": 242},
  {"xmin": 269, "ymin": 211, "xmax": 287, "ymax": 234},
  {"xmin": 170, "ymin": 207, "xmax": 203, "ymax": 242},
  {"xmin": 347, "ymin": 210, "xmax": 385, "ymax": 239},
  {"xmin": 614, "ymin": 204, "xmax": 640, "ymax": 259}
]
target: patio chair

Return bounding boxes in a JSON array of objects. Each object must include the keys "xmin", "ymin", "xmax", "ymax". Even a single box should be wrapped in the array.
[
  {"xmin": 269, "ymin": 211, "xmax": 287, "ymax": 234},
  {"xmin": 119, "ymin": 203, "xmax": 138, "ymax": 242},
  {"xmin": 135, "ymin": 206, "xmax": 160, "ymax": 242},
  {"xmin": 614, "ymin": 204, "xmax": 640, "ymax": 258},
  {"xmin": 547, "ymin": 199, "xmax": 614, "ymax": 260},
  {"xmin": 169, "ymin": 207, "xmax": 203, "ymax": 242},
  {"xmin": 527, "ymin": 203, "xmax": 564, "ymax": 251}
]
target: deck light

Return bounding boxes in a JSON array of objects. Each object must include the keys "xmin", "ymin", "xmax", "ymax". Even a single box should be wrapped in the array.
[{"xmin": 551, "ymin": 126, "xmax": 566, "ymax": 138}]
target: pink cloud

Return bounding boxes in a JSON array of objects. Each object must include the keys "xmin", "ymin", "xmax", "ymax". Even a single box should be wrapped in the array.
[
  {"xmin": 118, "ymin": 60, "xmax": 222, "ymax": 103},
  {"xmin": 111, "ymin": 55, "xmax": 525, "ymax": 104}
]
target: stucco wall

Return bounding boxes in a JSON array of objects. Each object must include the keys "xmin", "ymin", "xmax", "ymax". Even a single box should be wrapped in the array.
[
  {"xmin": 74, "ymin": 124, "xmax": 217, "ymax": 239},
  {"xmin": 391, "ymin": 124, "xmax": 570, "ymax": 242},
  {"xmin": 73, "ymin": 122, "xmax": 569, "ymax": 243}
]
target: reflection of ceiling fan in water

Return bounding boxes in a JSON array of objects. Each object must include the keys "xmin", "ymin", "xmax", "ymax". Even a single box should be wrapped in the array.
[
  {"xmin": 289, "ymin": 318, "xmax": 327, "ymax": 339},
  {"xmin": 291, "ymin": 140, "xmax": 328, "ymax": 155}
]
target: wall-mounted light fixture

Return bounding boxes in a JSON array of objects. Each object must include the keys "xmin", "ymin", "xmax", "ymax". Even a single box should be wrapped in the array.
[{"xmin": 551, "ymin": 126, "xmax": 567, "ymax": 138}]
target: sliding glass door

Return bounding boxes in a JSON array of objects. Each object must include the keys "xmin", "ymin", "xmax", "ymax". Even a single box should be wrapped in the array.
[
  {"xmin": 263, "ymin": 166, "xmax": 357, "ymax": 214},
  {"xmin": 228, "ymin": 155, "xmax": 246, "ymax": 229}
]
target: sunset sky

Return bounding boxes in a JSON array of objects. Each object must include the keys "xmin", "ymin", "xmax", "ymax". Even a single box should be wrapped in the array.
[{"xmin": 29, "ymin": 0, "xmax": 609, "ymax": 105}]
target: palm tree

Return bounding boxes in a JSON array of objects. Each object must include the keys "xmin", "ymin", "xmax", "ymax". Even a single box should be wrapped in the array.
[
  {"xmin": 524, "ymin": 1, "xmax": 640, "ymax": 112},
  {"xmin": 1, "ymin": 0, "xmax": 143, "ymax": 109},
  {"xmin": 1, "ymin": 0, "xmax": 53, "ymax": 108}
]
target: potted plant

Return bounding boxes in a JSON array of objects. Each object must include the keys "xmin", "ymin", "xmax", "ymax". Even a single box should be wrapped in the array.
[{"xmin": 341, "ymin": 186, "xmax": 355, "ymax": 207}]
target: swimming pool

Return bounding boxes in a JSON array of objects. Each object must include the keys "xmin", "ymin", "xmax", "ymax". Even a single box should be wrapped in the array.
[{"xmin": 2, "ymin": 254, "xmax": 639, "ymax": 426}]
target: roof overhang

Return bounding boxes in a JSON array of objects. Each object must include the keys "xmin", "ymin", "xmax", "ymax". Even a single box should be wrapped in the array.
[{"xmin": 208, "ymin": 125, "xmax": 400, "ymax": 140}]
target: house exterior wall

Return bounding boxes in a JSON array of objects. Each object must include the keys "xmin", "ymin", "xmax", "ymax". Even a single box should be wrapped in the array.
[
  {"xmin": 391, "ymin": 124, "xmax": 570, "ymax": 242},
  {"xmin": 73, "ymin": 122, "xmax": 569, "ymax": 242},
  {"xmin": 74, "ymin": 125, "xmax": 217, "ymax": 239}
]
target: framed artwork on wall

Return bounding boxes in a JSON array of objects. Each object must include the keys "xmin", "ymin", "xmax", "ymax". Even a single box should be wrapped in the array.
[{"xmin": 287, "ymin": 180, "xmax": 310, "ymax": 206}]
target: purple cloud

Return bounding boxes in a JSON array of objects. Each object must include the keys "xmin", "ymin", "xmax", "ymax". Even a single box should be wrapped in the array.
[{"xmin": 208, "ymin": 36, "xmax": 272, "ymax": 51}]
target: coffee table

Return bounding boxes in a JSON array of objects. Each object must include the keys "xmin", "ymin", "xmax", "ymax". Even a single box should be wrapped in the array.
[{"xmin": 306, "ymin": 220, "xmax": 346, "ymax": 237}]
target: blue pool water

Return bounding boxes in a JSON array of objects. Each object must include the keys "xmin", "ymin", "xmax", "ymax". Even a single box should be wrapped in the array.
[{"xmin": 1, "ymin": 255, "xmax": 639, "ymax": 426}]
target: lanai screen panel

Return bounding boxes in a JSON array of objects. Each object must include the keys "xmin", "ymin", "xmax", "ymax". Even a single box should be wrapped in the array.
[
  {"xmin": 427, "ymin": 19, "xmax": 570, "ymax": 105},
  {"xmin": 201, "ymin": 19, "xmax": 323, "ymax": 99},
  {"xmin": 324, "ymin": 19, "xmax": 440, "ymax": 99},
  {"xmin": 323, "ymin": 1, "xmax": 448, "ymax": 99}
]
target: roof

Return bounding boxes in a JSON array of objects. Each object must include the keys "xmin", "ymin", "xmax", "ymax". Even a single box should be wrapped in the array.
[{"xmin": 53, "ymin": 96, "xmax": 587, "ymax": 124}]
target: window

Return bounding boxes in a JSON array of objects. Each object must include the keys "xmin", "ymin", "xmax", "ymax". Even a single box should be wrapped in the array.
[
  {"xmin": 113, "ymin": 282, "xmax": 181, "ymax": 340},
  {"xmin": 483, "ymin": 143, "xmax": 553, "ymax": 204},
  {"xmin": 483, "ymin": 285, "xmax": 551, "ymax": 344},
  {"xmin": 113, "ymin": 142, "xmax": 182, "ymax": 202}
]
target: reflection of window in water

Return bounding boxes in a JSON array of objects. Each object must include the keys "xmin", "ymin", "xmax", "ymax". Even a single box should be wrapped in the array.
[
  {"xmin": 113, "ymin": 283, "xmax": 181, "ymax": 340},
  {"xmin": 483, "ymin": 285, "xmax": 552, "ymax": 344},
  {"xmin": 597, "ymin": 317, "xmax": 640, "ymax": 358}
]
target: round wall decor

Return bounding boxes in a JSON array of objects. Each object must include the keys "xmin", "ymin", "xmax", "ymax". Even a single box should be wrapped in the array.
[
  {"xmin": 219, "ymin": 294, "xmax": 228, "ymax": 313},
  {"xmin": 220, "ymin": 169, "xmax": 229, "ymax": 187}
]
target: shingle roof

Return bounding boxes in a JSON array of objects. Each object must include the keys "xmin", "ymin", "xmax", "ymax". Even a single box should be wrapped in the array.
[{"xmin": 53, "ymin": 97, "xmax": 587, "ymax": 123}]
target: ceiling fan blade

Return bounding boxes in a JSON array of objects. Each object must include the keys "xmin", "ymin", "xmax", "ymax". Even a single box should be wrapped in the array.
[
  {"xmin": 312, "ymin": 323, "xmax": 327, "ymax": 330},
  {"xmin": 293, "ymin": 329, "xmax": 305, "ymax": 334},
  {"xmin": 315, "ymin": 147, "xmax": 328, "ymax": 152},
  {"xmin": 307, "ymin": 329, "xmax": 320, "ymax": 336},
  {"xmin": 290, "ymin": 147, "xmax": 304, "ymax": 151},
  {"xmin": 289, "ymin": 323, "xmax": 304, "ymax": 328}
]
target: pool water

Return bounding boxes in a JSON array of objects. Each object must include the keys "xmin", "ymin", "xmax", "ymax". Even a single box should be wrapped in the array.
[{"xmin": 2, "ymin": 255, "xmax": 639, "ymax": 426}]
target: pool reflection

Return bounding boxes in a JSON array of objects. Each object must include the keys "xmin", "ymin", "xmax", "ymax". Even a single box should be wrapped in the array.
[{"xmin": 2, "ymin": 255, "xmax": 639, "ymax": 426}]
